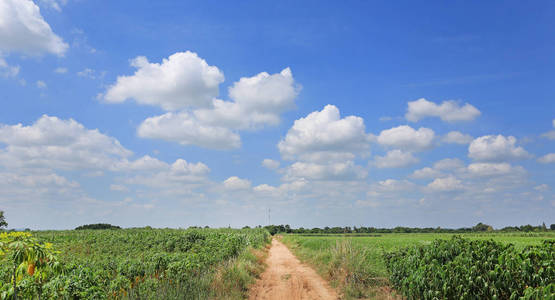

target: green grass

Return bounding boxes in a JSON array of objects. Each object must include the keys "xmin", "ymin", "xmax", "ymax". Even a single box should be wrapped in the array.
[{"xmin": 282, "ymin": 232, "xmax": 555, "ymax": 299}]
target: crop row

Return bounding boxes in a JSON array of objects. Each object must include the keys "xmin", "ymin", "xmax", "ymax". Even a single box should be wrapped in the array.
[
  {"xmin": 1, "ymin": 228, "xmax": 270, "ymax": 299},
  {"xmin": 384, "ymin": 236, "xmax": 554, "ymax": 299}
]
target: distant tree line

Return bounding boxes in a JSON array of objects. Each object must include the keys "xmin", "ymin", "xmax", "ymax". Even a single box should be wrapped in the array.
[
  {"xmin": 75, "ymin": 223, "xmax": 121, "ymax": 230},
  {"xmin": 262, "ymin": 222, "xmax": 555, "ymax": 235}
]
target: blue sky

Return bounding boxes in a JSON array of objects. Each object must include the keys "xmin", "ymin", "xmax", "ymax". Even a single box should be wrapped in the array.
[{"xmin": 0, "ymin": 0, "xmax": 554, "ymax": 229}]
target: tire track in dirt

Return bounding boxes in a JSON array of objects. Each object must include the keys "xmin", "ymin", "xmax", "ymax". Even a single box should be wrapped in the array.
[{"xmin": 249, "ymin": 238, "xmax": 339, "ymax": 300}]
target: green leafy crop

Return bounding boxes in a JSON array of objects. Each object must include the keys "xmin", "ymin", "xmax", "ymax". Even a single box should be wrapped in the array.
[
  {"xmin": 0, "ymin": 228, "xmax": 270, "ymax": 299},
  {"xmin": 384, "ymin": 236, "xmax": 554, "ymax": 300}
]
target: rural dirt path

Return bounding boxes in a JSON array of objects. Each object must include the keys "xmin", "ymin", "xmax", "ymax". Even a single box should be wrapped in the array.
[{"xmin": 249, "ymin": 238, "xmax": 339, "ymax": 300}]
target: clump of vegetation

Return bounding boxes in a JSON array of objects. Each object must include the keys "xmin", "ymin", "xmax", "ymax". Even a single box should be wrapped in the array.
[
  {"xmin": 0, "ymin": 211, "xmax": 7, "ymax": 229},
  {"xmin": 384, "ymin": 236, "xmax": 554, "ymax": 299},
  {"xmin": 282, "ymin": 236, "xmax": 391, "ymax": 299},
  {"xmin": 0, "ymin": 228, "xmax": 270, "ymax": 299},
  {"xmin": 0, "ymin": 232, "xmax": 62, "ymax": 300},
  {"xmin": 74, "ymin": 223, "xmax": 122, "ymax": 230}
]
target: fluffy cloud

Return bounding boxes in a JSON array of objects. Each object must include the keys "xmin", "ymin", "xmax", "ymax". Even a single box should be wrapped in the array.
[
  {"xmin": 427, "ymin": 176, "xmax": 463, "ymax": 191},
  {"xmin": 538, "ymin": 153, "xmax": 555, "ymax": 164},
  {"xmin": 377, "ymin": 125, "xmax": 435, "ymax": 151},
  {"xmin": 115, "ymin": 155, "xmax": 168, "ymax": 171},
  {"xmin": 228, "ymin": 67, "xmax": 298, "ymax": 117},
  {"xmin": 534, "ymin": 184, "xmax": 549, "ymax": 192},
  {"xmin": 410, "ymin": 158, "xmax": 464, "ymax": 179},
  {"xmin": 261, "ymin": 159, "xmax": 280, "ymax": 170},
  {"xmin": 253, "ymin": 184, "xmax": 279, "ymax": 194},
  {"xmin": 36, "ymin": 80, "xmax": 47, "ymax": 88},
  {"xmin": 104, "ymin": 52, "xmax": 224, "ymax": 110},
  {"xmin": 373, "ymin": 179, "xmax": 415, "ymax": 192},
  {"xmin": 468, "ymin": 135, "xmax": 530, "ymax": 161},
  {"xmin": 0, "ymin": 0, "xmax": 68, "ymax": 56},
  {"xmin": 38, "ymin": 0, "xmax": 68, "ymax": 12},
  {"xmin": 109, "ymin": 53, "xmax": 300, "ymax": 149},
  {"xmin": 123, "ymin": 159, "xmax": 210, "ymax": 190},
  {"xmin": 137, "ymin": 112, "xmax": 241, "ymax": 149},
  {"xmin": 410, "ymin": 167, "xmax": 443, "ymax": 179},
  {"xmin": 193, "ymin": 68, "xmax": 299, "ymax": 130},
  {"xmin": 0, "ymin": 171, "xmax": 78, "ymax": 190},
  {"xmin": 284, "ymin": 161, "xmax": 367, "ymax": 181},
  {"xmin": 278, "ymin": 105, "xmax": 370, "ymax": 162},
  {"xmin": 541, "ymin": 119, "xmax": 555, "ymax": 140},
  {"xmin": 0, "ymin": 58, "xmax": 19, "ymax": 78},
  {"xmin": 433, "ymin": 158, "xmax": 465, "ymax": 170},
  {"xmin": 406, "ymin": 98, "xmax": 480, "ymax": 122},
  {"xmin": 443, "ymin": 131, "xmax": 473, "ymax": 144},
  {"xmin": 223, "ymin": 176, "xmax": 251, "ymax": 190},
  {"xmin": 467, "ymin": 162, "xmax": 514, "ymax": 177},
  {"xmin": 373, "ymin": 149, "xmax": 419, "ymax": 168},
  {"xmin": 0, "ymin": 115, "xmax": 132, "ymax": 170},
  {"xmin": 358, "ymin": 179, "xmax": 416, "ymax": 207}
]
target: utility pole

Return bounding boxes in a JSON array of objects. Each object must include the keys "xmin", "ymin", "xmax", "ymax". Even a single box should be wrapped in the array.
[{"xmin": 267, "ymin": 208, "xmax": 271, "ymax": 226}]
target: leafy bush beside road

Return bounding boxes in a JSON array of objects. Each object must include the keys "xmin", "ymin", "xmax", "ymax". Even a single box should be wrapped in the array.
[{"xmin": 384, "ymin": 236, "xmax": 554, "ymax": 299}]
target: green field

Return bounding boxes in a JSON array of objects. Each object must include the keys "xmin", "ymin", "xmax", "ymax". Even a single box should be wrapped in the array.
[
  {"xmin": 282, "ymin": 232, "xmax": 555, "ymax": 299},
  {"xmin": 1, "ymin": 228, "xmax": 270, "ymax": 300}
]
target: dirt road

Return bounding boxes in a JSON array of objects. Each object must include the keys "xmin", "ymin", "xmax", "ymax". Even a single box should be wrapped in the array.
[{"xmin": 249, "ymin": 238, "xmax": 339, "ymax": 300}]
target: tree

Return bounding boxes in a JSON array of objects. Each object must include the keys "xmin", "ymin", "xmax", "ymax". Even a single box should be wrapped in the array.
[
  {"xmin": 0, "ymin": 210, "xmax": 7, "ymax": 229},
  {"xmin": 472, "ymin": 222, "xmax": 493, "ymax": 232},
  {"xmin": 74, "ymin": 223, "xmax": 121, "ymax": 230}
]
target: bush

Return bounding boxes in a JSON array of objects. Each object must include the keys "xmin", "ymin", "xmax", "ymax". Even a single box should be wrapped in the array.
[
  {"xmin": 75, "ymin": 223, "xmax": 122, "ymax": 230},
  {"xmin": 384, "ymin": 236, "xmax": 554, "ymax": 299}
]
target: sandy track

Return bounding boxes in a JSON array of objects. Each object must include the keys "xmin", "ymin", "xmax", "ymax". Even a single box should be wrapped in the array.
[{"xmin": 249, "ymin": 238, "xmax": 339, "ymax": 300}]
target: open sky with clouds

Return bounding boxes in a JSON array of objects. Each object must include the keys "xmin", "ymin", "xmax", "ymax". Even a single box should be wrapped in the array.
[{"xmin": 1, "ymin": 0, "xmax": 554, "ymax": 229}]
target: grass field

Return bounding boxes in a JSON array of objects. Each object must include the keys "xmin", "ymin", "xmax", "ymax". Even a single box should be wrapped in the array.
[{"xmin": 282, "ymin": 232, "xmax": 555, "ymax": 299}]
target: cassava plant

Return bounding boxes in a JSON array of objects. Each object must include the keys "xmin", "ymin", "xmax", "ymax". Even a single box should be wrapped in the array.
[{"xmin": 0, "ymin": 232, "xmax": 62, "ymax": 300}]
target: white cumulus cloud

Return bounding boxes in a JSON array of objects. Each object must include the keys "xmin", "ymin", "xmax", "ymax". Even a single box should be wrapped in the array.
[
  {"xmin": 284, "ymin": 161, "xmax": 367, "ymax": 181},
  {"xmin": 443, "ymin": 131, "xmax": 473, "ymax": 144},
  {"xmin": 278, "ymin": 105, "xmax": 370, "ymax": 162},
  {"xmin": 468, "ymin": 135, "xmax": 530, "ymax": 161},
  {"xmin": 538, "ymin": 153, "xmax": 555, "ymax": 164},
  {"xmin": 467, "ymin": 162, "xmax": 514, "ymax": 177},
  {"xmin": 377, "ymin": 125, "xmax": 435, "ymax": 151},
  {"xmin": 541, "ymin": 119, "xmax": 555, "ymax": 140},
  {"xmin": 427, "ymin": 176, "xmax": 464, "ymax": 191},
  {"xmin": 410, "ymin": 167, "xmax": 443, "ymax": 179},
  {"xmin": 36, "ymin": 80, "xmax": 47, "ymax": 88},
  {"xmin": 0, "ymin": 0, "xmax": 68, "ymax": 56},
  {"xmin": 373, "ymin": 149, "xmax": 419, "ymax": 168},
  {"xmin": 114, "ymin": 56, "xmax": 300, "ymax": 150},
  {"xmin": 406, "ymin": 98, "xmax": 480, "ymax": 122},
  {"xmin": 104, "ymin": 52, "xmax": 224, "ymax": 110},
  {"xmin": 193, "ymin": 68, "xmax": 299, "ymax": 130},
  {"xmin": 137, "ymin": 112, "xmax": 241, "ymax": 149},
  {"xmin": 123, "ymin": 159, "xmax": 210, "ymax": 191},
  {"xmin": 0, "ymin": 58, "xmax": 20, "ymax": 78},
  {"xmin": 223, "ymin": 176, "xmax": 251, "ymax": 190},
  {"xmin": 261, "ymin": 159, "xmax": 280, "ymax": 170},
  {"xmin": 0, "ymin": 115, "xmax": 132, "ymax": 170},
  {"xmin": 534, "ymin": 184, "xmax": 549, "ymax": 192}
]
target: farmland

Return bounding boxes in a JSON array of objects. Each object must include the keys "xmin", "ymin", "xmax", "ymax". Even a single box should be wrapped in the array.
[
  {"xmin": 0, "ymin": 228, "xmax": 270, "ymax": 299},
  {"xmin": 282, "ymin": 232, "xmax": 555, "ymax": 299},
  {"xmin": 1, "ymin": 228, "xmax": 554, "ymax": 300}
]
